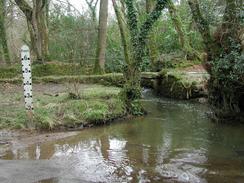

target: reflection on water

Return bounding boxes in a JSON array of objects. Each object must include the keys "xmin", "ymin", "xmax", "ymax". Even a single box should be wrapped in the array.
[{"xmin": 2, "ymin": 92, "xmax": 244, "ymax": 183}]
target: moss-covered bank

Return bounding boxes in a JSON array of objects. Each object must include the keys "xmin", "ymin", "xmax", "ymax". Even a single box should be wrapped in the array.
[
  {"xmin": 0, "ymin": 63, "xmax": 209, "ymax": 101},
  {"xmin": 0, "ymin": 71, "xmax": 158, "ymax": 88},
  {"xmin": 0, "ymin": 62, "xmax": 84, "ymax": 79},
  {"xmin": 0, "ymin": 84, "xmax": 126, "ymax": 130},
  {"xmin": 154, "ymin": 69, "xmax": 209, "ymax": 99}
]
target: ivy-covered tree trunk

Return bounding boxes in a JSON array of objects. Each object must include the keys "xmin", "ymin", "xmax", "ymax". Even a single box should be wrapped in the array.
[
  {"xmin": 15, "ymin": 0, "xmax": 49, "ymax": 63},
  {"xmin": 0, "ymin": 0, "xmax": 11, "ymax": 64},
  {"xmin": 94, "ymin": 0, "xmax": 108, "ymax": 74},
  {"xmin": 188, "ymin": 0, "xmax": 244, "ymax": 122},
  {"xmin": 168, "ymin": 0, "xmax": 200, "ymax": 60},
  {"xmin": 188, "ymin": 0, "xmax": 220, "ymax": 66},
  {"xmin": 122, "ymin": 0, "xmax": 168, "ymax": 114}
]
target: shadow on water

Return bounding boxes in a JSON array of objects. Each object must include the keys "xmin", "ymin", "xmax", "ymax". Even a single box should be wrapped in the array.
[{"xmin": 1, "ymin": 89, "xmax": 244, "ymax": 183}]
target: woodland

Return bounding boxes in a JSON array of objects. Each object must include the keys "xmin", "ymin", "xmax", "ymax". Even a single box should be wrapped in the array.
[
  {"xmin": 0, "ymin": 1, "xmax": 244, "ymax": 182},
  {"xmin": 0, "ymin": 0, "xmax": 243, "ymax": 127}
]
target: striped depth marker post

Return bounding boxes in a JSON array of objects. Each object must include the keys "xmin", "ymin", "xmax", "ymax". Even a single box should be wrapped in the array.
[{"xmin": 21, "ymin": 45, "xmax": 34, "ymax": 123}]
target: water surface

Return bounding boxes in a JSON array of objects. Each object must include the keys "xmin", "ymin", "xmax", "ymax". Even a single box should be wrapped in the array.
[{"xmin": 1, "ymin": 90, "xmax": 244, "ymax": 183}]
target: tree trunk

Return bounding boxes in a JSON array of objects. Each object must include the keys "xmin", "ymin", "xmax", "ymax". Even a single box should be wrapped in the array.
[
  {"xmin": 122, "ymin": 64, "xmax": 142, "ymax": 114},
  {"xmin": 94, "ymin": 0, "xmax": 108, "ymax": 74},
  {"xmin": 122, "ymin": 0, "xmax": 168, "ymax": 114},
  {"xmin": 0, "ymin": 0, "xmax": 11, "ymax": 64},
  {"xmin": 188, "ymin": 0, "xmax": 219, "ymax": 67},
  {"xmin": 112, "ymin": 0, "xmax": 130, "ymax": 64},
  {"xmin": 168, "ymin": 0, "xmax": 200, "ymax": 60},
  {"xmin": 146, "ymin": 0, "xmax": 159, "ymax": 66},
  {"xmin": 32, "ymin": 0, "xmax": 42, "ymax": 62},
  {"xmin": 15, "ymin": 0, "xmax": 49, "ymax": 63},
  {"xmin": 188, "ymin": 0, "xmax": 243, "ymax": 122},
  {"xmin": 36, "ymin": 0, "xmax": 49, "ymax": 61}
]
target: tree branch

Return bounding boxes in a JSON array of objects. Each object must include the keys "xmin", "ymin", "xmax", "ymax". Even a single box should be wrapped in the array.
[
  {"xmin": 188, "ymin": 0, "xmax": 220, "ymax": 70},
  {"xmin": 14, "ymin": 0, "xmax": 32, "ymax": 20},
  {"xmin": 41, "ymin": 0, "xmax": 47, "ymax": 10},
  {"xmin": 138, "ymin": 0, "xmax": 168, "ymax": 47}
]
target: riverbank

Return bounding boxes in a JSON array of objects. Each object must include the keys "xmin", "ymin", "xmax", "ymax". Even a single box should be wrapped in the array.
[
  {"xmin": 0, "ymin": 62, "xmax": 209, "ymax": 131},
  {"xmin": 0, "ymin": 63, "xmax": 209, "ymax": 100},
  {"xmin": 0, "ymin": 83, "xmax": 127, "ymax": 130},
  {"xmin": 154, "ymin": 68, "xmax": 209, "ymax": 99}
]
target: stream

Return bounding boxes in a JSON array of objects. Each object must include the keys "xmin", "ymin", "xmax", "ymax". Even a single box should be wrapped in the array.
[{"xmin": 1, "ymin": 90, "xmax": 244, "ymax": 183}]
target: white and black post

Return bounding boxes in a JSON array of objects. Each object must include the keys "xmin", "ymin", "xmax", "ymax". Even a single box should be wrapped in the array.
[{"xmin": 21, "ymin": 45, "xmax": 34, "ymax": 122}]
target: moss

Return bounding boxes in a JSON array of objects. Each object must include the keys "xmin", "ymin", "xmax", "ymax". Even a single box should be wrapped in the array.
[
  {"xmin": 32, "ymin": 63, "xmax": 83, "ymax": 77},
  {"xmin": 0, "ymin": 63, "xmax": 83, "ymax": 79},
  {"xmin": 31, "ymin": 74, "xmax": 125, "ymax": 86},
  {"xmin": 155, "ymin": 69, "xmax": 209, "ymax": 99},
  {"xmin": 0, "ymin": 63, "xmax": 160, "ymax": 89}
]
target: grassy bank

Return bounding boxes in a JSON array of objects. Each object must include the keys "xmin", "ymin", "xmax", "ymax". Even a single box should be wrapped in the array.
[{"xmin": 0, "ymin": 84, "xmax": 126, "ymax": 130}]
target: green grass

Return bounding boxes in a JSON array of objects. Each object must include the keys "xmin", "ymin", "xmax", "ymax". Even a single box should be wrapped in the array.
[
  {"xmin": 0, "ymin": 85, "xmax": 126, "ymax": 130},
  {"xmin": 0, "ymin": 66, "xmax": 20, "ymax": 79}
]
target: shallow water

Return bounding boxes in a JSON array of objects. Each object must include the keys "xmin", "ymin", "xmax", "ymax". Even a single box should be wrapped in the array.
[{"xmin": 1, "ymin": 90, "xmax": 244, "ymax": 183}]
